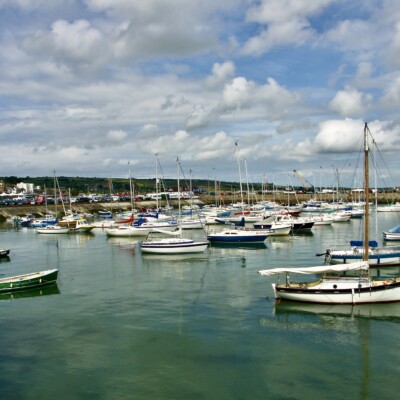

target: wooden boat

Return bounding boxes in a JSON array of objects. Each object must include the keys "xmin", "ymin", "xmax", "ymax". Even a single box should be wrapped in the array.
[
  {"xmin": 258, "ymin": 123, "xmax": 400, "ymax": 305},
  {"xmin": 0, "ymin": 269, "xmax": 59, "ymax": 293},
  {"xmin": 258, "ymin": 262, "xmax": 400, "ymax": 304}
]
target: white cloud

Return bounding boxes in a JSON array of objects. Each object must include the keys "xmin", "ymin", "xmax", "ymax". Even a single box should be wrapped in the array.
[
  {"xmin": 184, "ymin": 105, "xmax": 216, "ymax": 130},
  {"xmin": 106, "ymin": 130, "xmax": 128, "ymax": 143},
  {"xmin": 85, "ymin": 0, "xmax": 233, "ymax": 60},
  {"xmin": 381, "ymin": 75, "xmax": 400, "ymax": 106},
  {"xmin": 205, "ymin": 61, "xmax": 235, "ymax": 88},
  {"xmin": 0, "ymin": 0, "xmax": 68, "ymax": 11},
  {"xmin": 221, "ymin": 77, "xmax": 298, "ymax": 120},
  {"xmin": 26, "ymin": 19, "xmax": 105, "ymax": 65},
  {"xmin": 136, "ymin": 129, "xmax": 191, "ymax": 155},
  {"xmin": 323, "ymin": 19, "xmax": 372, "ymax": 50},
  {"xmin": 242, "ymin": 0, "xmax": 334, "ymax": 54},
  {"xmin": 221, "ymin": 77, "xmax": 254, "ymax": 110},
  {"xmin": 1, "ymin": 1, "xmax": 400, "ymax": 181},
  {"xmin": 242, "ymin": 19, "xmax": 314, "ymax": 55},
  {"xmin": 276, "ymin": 120, "xmax": 313, "ymax": 134},
  {"xmin": 314, "ymin": 119, "xmax": 365, "ymax": 153},
  {"xmin": 245, "ymin": 0, "xmax": 334, "ymax": 24},
  {"xmin": 315, "ymin": 119, "xmax": 400, "ymax": 155},
  {"xmin": 193, "ymin": 131, "xmax": 235, "ymax": 160},
  {"xmin": 387, "ymin": 21, "xmax": 400, "ymax": 68},
  {"xmin": 329, "ymin": 87, "xmax": 372, "ymax": 117},
  {"xmin": 270, "ymin": 137, "xmax": 314, "ymax": 162}
]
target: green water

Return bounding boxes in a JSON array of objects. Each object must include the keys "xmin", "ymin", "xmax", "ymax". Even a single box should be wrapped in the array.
[{"xmin": 0, "ymin": 213, "xmax": 399, "ymax": 400}]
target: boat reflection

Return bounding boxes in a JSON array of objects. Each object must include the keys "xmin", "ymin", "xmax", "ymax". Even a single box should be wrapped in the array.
[
  {"xmin": 208, "ymin": 242, "xmax": 267, "ymax": 250},
  {"xmin": 140, "ymin": 252, "xmax": 209, "ymax": 262},
  {"xmin": 0, "ymin": 255, "xmax": 11, "ymax": 263},
  {"xmin": 0, "ymin": 283, "xmax": 60, "ymax": 301},
  {"xmin": 273, "ymin": 301, "xmax": 400, "ymax": 322}
]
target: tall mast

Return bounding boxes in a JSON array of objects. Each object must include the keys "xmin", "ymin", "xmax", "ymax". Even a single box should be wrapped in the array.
[
  {"xmin": 235, "ymin": 141, "xmax": 244, "ymax": 210},
  {"xmin": 128, "ymin": 161, "xmax": 133, "ymax": 213},
  {"xmin": 53, "ymin": 170, "xmax": 57, "ymax": 217},
  {"xmin": 177, "ymin": 157, "xmax": 181, "ymax": 219},
  {"xmin": 364, "ymin": 123, "xmax": 370, "ymax": 262},
  {"xmin": 155, "ymin": 153, "xmax": 159, "ymax": 210}
]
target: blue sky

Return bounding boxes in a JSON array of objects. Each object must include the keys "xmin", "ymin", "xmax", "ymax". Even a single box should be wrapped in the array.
[{"xmin": 1, "ymin": 0, "xmax": 400, "ymax": 188}]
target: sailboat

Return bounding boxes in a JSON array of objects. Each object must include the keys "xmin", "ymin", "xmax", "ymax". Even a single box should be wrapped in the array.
[
  {"xmin": 258, "ymin": 123, "xmax": 400, "ymax": 304},
  {"xmin": 35, "ymin": 171, "xmax": 69, "ymax": 234},
  {"xmin": 320, "ymin": 126, "xmax": 400, "ymax": 265},
  {"xmin": 140, "ymin": 158, "xmax": 208, "ymax": 254},
  {"xmin": 207, "ymin": 142, "xmax": 271, "ymax": 244}
]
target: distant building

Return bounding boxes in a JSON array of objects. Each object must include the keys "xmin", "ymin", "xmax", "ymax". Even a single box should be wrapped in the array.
[
  {"xmin": 0, "ymin": 180, "xmax": 4, "ymax": 193},
  {"xmin": 16, "ymin": 182, "xmax": 34, "ymax": 194}
]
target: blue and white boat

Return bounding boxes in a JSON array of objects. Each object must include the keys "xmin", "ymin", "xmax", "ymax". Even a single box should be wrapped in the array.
[
  {"xmin": 98, "ymin": 210, "xmax": 113, "ymax": 218},
  {"xmin": 30, "ymin": 214, "xmax": 58, "ymax": 228},
  {"xmin": 324, "ymin": 240, "xmax": 400, "ymax": 265},
  {"xmin": 383, "ymin": 225, "xmax": 400, "ymax": 241}
]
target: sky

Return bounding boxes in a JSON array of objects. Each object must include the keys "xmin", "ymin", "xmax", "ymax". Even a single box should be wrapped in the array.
[{"xmin": 1, "ymin": 0, "xmax": 400, "ymax": 188}]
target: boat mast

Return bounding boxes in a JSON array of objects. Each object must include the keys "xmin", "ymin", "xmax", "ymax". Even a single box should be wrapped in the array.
[
  {"xmin": 155, "ymin": 153, "xmax": 159, "ymax": 210},
  {"xmin": 364, "ymin": 123, "xmax": 370, "ymax": 262},
  {"xmin": 177, "ymin": 157, "xmax": 181, "ymax": 220},
  {"xmin": 53, "ymin": 170, "xmax": 57, "ymax": 217},
  {"xmin": 235, "ymin": 141, "xmax": 244, "ymax": 210},
  {"xmin": 128, "ymin": 161, "xmax": 134, "ymax": 214}
]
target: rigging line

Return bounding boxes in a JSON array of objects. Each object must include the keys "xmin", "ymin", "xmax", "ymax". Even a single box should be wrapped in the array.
[
  {"xmin": 155, "ymin": 156, "xmax": 172, "ymax": 210},
  {"xmin": 370, "ymin": 138, "xmax": 398, "ymax": 188}
]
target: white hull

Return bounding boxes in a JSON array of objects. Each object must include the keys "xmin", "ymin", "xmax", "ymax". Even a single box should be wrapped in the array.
[
  {"xmin": 383, "ymin": 233, "xmax": 400, "ymax": 241},
  {"xmin": 36, "ymin": 225, "xmax": 70, "ymax": 234},
  {"xmin": 376, "ymin": 205, "xmax": 400, "ymax": 212},
  {"xmin": 106, "ymin": 224, "xmax": 177, "ymax": 237},
  {"xmin": 207, "ymin": 228, "xmax": 269, "ymax": 243},
  {"xmin": 312, "ymin": 217, "xmax": 334, "ymax": 225},
  {"xmin": 178, "ymin": 220, "xmax": 204, "ymax": 229},
  {"xmin": 268, "ymin": 226, "xmax": 291, "ymax": 236},
  {"xmin": 273, "ymin": 277, "xmax": 400, "ymax": 304},
  {"xmin": 328, "ymin": 249, "xmax": 400, "ymax": 265},
  {"xmin": 141, "ymin": 239, "xmax": 208, "ymax": 254},
  {"xmin": 106, "ymin": 226, "xmax": 146, "ymax": 237}
]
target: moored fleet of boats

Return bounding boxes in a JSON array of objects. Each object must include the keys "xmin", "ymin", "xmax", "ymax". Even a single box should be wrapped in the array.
[
  {"xmin": 2, "ymin": 194, "xmax": 400, "ymax": 296},
  {"xmin": 1, "ymin": 123, "xmax": 400, "ymax": 305}
]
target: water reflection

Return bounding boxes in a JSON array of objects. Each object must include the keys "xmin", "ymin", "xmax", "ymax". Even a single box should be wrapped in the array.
[
  {"xmin": 273, "ymin": 301, "xmax": 400, "ymax": 322},
  {"xmin": 140, "ymin": 252, "xmax": 210, "ymax": 263},
  {"xmin": 0, "ymin": 256, "xmax": 11, "ymax": 263},
  {"xmin": 0, "ymin": 283, "xmax": 60, "ymax": 301},
  {"xmin": 106, "ymin": 237, "xmax": 140, "ymax": 254},
  {"xmin": 208, "ymin": 242, "xmax": 267, "ymax": 250}
]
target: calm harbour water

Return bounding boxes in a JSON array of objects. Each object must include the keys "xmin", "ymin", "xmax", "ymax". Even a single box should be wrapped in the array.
[{"xmin": 0, "ymin": 212, "xmax": 399, "ymax": 400}]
